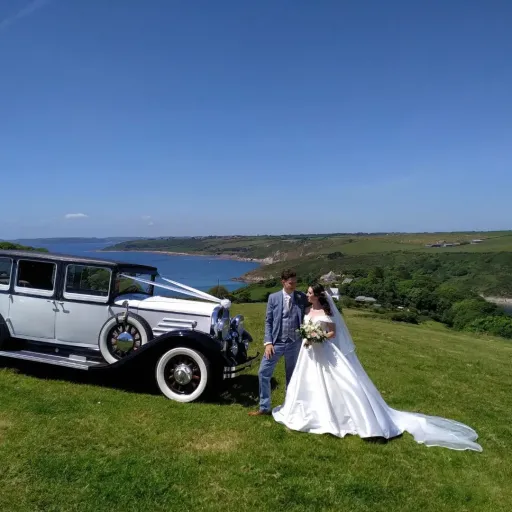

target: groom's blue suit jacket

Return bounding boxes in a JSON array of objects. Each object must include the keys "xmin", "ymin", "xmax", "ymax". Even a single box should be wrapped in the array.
[{"xmin": 264, "ymin": 290, "xmax": 309, "ymax": 344}]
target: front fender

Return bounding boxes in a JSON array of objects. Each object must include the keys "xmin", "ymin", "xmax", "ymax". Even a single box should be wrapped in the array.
[{"xmin": 89, "ymin": 329, "xmax": 226, "ymax": 374}]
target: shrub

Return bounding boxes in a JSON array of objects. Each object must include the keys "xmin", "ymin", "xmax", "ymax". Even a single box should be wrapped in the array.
[
  {"xmin": 341, "ymin": 296, "xmax": 358, "ymax": 309},
  {"xmin": 465, "ymin": 316, "xmax": 512, "ymax": 339},
  {"xmin": 235, "ymin": 289, "xmax": 251, "ymax": 303},
  {"xmin": 387, "ymin": 311, "xmax": 420, "ymax": 324},
  {"xmin": 449, "ymin": 298, "xmax": 501, "ymax": 330}
]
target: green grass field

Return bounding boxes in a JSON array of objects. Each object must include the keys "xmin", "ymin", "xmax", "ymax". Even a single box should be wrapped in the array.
[{"xmin": 1, "ymin": 306, "xmax": 511, "ymax": 511}]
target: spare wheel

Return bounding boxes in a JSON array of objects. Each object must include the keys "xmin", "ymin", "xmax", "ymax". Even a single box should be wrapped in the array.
[{"xmin": 99, "ymin": 313, "xmax": 153, "ymax": 364}]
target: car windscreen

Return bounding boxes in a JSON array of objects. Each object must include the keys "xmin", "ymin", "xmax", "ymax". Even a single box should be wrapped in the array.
[{"xmin": 114, "ymin": 271, "xmax": 155, "ymax": 296}]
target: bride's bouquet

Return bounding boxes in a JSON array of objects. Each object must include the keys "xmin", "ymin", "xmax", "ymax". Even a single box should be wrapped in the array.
[{"xmin": 297, "ymin": 320, "xmax": 327, "ymax": 347}]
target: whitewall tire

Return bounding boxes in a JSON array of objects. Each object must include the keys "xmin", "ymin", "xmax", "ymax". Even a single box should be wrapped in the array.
[
  {"xmin": 99, "ymin": 313, "xmax": 153, "ymax": 364},
  {"xmin": 155, "ymin": 347, "xmax": 210, "ymax": 403}
]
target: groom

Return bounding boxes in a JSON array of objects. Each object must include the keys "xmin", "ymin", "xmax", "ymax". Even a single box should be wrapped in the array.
[{"xmin": 249, "ymin": 269, "xmax": 309, "ymax": 416}]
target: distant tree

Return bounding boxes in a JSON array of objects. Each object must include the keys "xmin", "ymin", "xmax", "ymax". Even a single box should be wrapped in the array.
[
  {"xmin": 237, "ymin": 289, "xmax": 251, "ymax": 303},
  {"xmin": 369, "ymin": 266, "xmax": 385, "ymax": 280},
  {"xmin": 208, "ymin": 285, "xmax": 230, "ymax": 298},
  {"xmin": 341, "ymin": 296, "xmax": 358, "ymax": 309}
]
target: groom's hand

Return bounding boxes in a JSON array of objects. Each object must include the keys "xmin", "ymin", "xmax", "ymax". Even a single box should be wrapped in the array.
[{"xmin": 264, "ymin": 344, "xmax": 275, "ymax": 359}]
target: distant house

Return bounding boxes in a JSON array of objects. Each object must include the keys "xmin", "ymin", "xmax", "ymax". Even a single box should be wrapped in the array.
[
  {"xmin": 471, "ymin": 239, "xmax": 484, "ymax": 244},
  {"xmin": 427, "ymin": 241, "xmax": 461, "ymax": 248},
  {"xmin": 320, "ymin": 271, "xmax": 340, "ymax": 283},
  {"xmin": 329, "ymin": 287, "xmax": 340, "ymax": 300},
  {"xmin": 355, "ymin": 296, "xmax": 377, "ymax": 303},
  {"xmin": 342, "ymin": 277, "xmax": 353, "ymax": 285}
]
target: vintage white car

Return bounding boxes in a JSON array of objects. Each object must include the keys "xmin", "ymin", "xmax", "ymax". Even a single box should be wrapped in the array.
[{"xmin": 0, "ymin": 250, "xmax": 256, "ymax": 402}]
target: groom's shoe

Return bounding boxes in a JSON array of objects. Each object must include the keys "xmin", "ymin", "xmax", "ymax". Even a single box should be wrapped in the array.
[{"xmin": 248, "ymin": 410, "xmax": 271, "ymax": 416}]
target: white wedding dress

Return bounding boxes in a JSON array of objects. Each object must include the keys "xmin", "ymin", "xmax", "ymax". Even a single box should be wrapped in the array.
[{"xmin": 272, "ymin": 297, "xmax": 482, "ymax": 451}]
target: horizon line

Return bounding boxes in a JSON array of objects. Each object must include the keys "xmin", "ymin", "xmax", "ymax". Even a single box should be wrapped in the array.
[{"xmin": 5, "ymin": 229, "xmax": 512, "ymax": 242}]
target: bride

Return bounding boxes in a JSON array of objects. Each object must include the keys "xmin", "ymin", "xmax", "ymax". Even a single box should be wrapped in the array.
[{"xmin": 272, "ymin": 283, "xmax": 482, "ymax": 451}]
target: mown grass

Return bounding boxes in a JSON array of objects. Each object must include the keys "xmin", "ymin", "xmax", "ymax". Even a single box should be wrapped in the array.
[{"xmin": 1, "ymin": 305, "xmax": 511, "ymax": 511}]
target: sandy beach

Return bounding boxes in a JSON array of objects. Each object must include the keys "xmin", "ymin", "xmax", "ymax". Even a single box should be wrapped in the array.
[{"xmin": 99, "ymin": 249, "xmax": 268, "ymax": 264}]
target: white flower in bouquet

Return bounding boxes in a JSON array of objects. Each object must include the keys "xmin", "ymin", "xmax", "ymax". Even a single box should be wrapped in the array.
[{"xmin": 296, "ymin": 319, "xmax": 327, "ymax": 347}]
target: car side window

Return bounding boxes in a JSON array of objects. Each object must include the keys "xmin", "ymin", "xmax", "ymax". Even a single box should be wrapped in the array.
[
  {"xmin": 64, "ymin": 264, "xmax": 111, "ymax": 302},
  {"xmin": 15, "ymin": 260, "xmax": 56, "ymax": 296},
  {"xmin": 0, "ymin": 257, "xmax": 12, "ymax": 290}
]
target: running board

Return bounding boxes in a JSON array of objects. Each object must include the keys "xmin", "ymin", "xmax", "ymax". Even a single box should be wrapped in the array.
[{"xmin": 0, "ymin": 350, "xmax": 104, "ymax": 370}]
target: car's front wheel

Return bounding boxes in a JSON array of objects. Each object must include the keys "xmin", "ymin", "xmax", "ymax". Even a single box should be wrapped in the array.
[{"xmin": 155, "ymin": 347, "xmax": 211, "ymax": 402}]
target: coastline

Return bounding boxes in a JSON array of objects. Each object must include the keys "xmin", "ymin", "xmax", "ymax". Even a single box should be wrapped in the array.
[{"xmin": 99, "ymin": 249, "xmax": 268, "ymax": 264}]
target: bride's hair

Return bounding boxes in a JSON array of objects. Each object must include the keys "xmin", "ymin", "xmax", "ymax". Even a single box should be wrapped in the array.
[{"xmin": 309, "ymin": 283, "xmax": 332, "ymax": 316}]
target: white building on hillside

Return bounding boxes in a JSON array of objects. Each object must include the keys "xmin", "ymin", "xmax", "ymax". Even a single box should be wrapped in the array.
[{"xmin": 329, "ymin": 287, "xmax": 340, "ymax": 300}]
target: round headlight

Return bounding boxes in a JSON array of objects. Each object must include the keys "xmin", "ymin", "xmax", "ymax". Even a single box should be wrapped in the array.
[
  {"xmin": 211, "ymin": 306, "xmax": 230, "ymax": 340},
  {"xmin": 230, "ymin": 314, "xmax": 245, "ymax": 336},
  {"xmin": 216, "ymin": 317, "xmax": 229, "ymax": 340}
]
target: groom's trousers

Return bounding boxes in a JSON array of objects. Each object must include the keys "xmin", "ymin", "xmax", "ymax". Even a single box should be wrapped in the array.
[{"xmin": 258, "ymin": 337, "xmax": 302, "ymax": 412}]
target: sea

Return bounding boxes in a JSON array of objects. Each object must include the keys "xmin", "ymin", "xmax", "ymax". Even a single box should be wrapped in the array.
[{"xmin": 20, "ymin": 241, "xmax": 259, "ymax": 294}]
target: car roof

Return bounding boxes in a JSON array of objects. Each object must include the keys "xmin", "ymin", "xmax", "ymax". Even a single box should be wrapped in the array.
[{"xmin": 0, "ymin": 250, "xmax": 158, "ymax": 273}]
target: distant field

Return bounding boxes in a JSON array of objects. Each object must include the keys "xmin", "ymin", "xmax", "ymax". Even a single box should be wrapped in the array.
[
  {"xmin": 1, "ymin": 307, "xmax": 511, "ymax": 511},
  {"xmin": 103, "ymin": 232, "xmax": 512, "ymax": 260}
]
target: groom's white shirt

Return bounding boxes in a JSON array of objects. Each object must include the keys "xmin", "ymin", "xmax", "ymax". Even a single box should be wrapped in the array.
[{"xmin": 282, "ymin": 288, "xmax": 292, "ymax": 308}]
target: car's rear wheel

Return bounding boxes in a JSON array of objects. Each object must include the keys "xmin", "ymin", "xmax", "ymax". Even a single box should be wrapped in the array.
[
  {"xmin": 155, "ymin": 347, "xmax": 211, "ymax": 402},
  {"xmin": 99, "ymin": 313, "xmax": 153, "ymax": 364}
]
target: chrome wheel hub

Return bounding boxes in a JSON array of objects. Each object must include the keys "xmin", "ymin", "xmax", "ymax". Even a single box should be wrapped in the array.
[
  {"xmin": 116, "ymin": 331, "xmax": 135, "ymax": 353},
  {"xmin": 174, "ymin": 363, "xmax": 193, "ymax": 385},
  {"xmin": 108, "ymin": 324, "xmax": 142, "ymax": 359}
]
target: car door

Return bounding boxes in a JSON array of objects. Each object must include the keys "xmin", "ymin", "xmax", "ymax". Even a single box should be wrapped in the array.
[
  {"xmin": 0, "ymin": 256, "xmax": 13, "ymax": 328},
  {"xmin": 55, "ymin": 263, "xmax": 111, "ymax": 345},
  {"xmin": 8, "ymin": 259, "xmax": 58, "ymax": 340}
]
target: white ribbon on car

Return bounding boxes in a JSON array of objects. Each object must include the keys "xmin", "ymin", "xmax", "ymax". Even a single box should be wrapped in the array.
[{"xmin": 119, "ymin": 274, "xmax": 232, "ymax": 309}]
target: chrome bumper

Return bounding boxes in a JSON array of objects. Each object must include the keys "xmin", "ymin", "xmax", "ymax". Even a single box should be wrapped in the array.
[{"xmin": 223, "ymin": 353, "xmax": 259, "ymax": 379}]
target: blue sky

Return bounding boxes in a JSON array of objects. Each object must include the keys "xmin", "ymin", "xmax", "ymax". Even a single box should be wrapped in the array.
[{"xmin": 1, "ymin": 0, "xmax": 511, "ymax": 239}]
